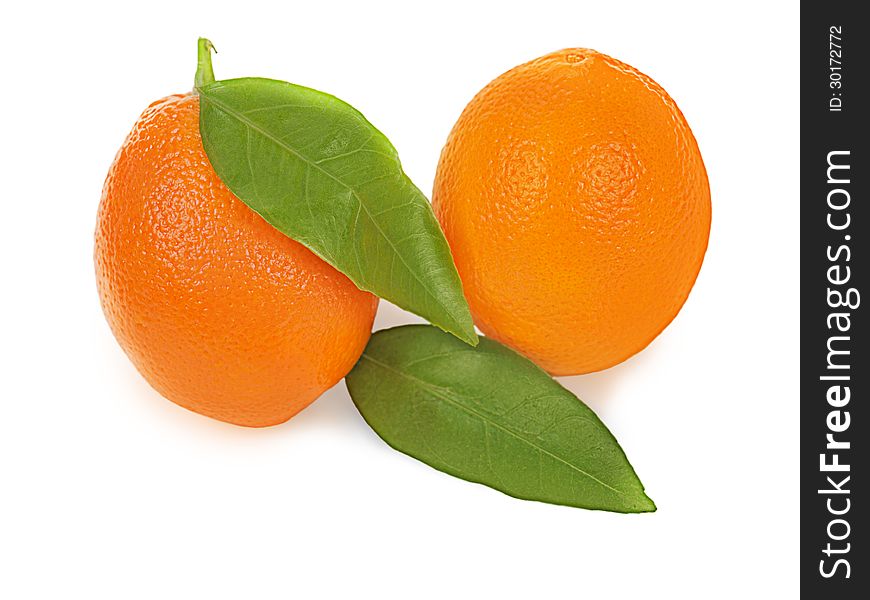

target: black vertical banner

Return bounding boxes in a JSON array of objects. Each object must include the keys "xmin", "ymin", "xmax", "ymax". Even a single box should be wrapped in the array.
[{"xmin": 801, "ymin": 3, "xmax": 867, "ymax": 597}]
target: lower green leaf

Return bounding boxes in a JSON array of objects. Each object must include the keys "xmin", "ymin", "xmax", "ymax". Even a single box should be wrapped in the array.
[{"xmin": 346, "ymin": 325, "xmax": 656, "ymax": 513}]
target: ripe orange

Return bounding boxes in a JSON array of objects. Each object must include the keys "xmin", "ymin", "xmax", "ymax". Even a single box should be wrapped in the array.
[
  {"xmin": 433, "ymin": 49, "xmax": 711, "ymax": 375},
  {"xmin": 95, "ymin": 94, "xmax": 378, "ymax": 427}
]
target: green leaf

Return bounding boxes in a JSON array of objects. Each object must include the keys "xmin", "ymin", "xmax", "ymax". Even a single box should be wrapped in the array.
[
  {"xmin": 346, "ymin": 325, "xmax": 656, "ymax": 513},
  {"xmin": 193, "ymin": 40, "xmax": 477, "ymax": 345}
]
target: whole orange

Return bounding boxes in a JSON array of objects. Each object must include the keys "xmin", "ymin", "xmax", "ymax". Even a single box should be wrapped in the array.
[
  {"xmin": 95, "ymin": 94, "xmax": 378, "ymax": 427},
  {"xmin": 433, "ymin": 49, "xmax": 710, "ymax": 375}
]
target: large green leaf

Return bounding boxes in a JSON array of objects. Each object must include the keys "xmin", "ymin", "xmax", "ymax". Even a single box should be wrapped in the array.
[
  {"xmin": 346, "ymin": 325, "xmax": 656, "ymax": 513},
  {"xmin": 194, "ymin": 40, "xmax": 476, "ymax": 345}
]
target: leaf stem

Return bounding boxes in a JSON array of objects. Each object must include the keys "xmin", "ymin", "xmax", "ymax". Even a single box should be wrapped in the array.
[{"xmin": 194, "ymin": 37, "xmax": 217, "ymax": 89}]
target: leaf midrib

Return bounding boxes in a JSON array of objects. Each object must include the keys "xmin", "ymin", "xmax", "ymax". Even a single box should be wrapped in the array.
[
  {"xmin": 360, "ymin": 353, "xmax": 629, "ymax": 497},
  {"xmin": 199, "ymin": 88, "xmax": 463, "ymax": 333}
]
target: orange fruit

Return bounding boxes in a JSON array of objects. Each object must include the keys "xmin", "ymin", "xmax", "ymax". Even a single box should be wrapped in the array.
[
  {"xmin": 95, "ymin": 94, "xmax": 378, "ymax": 427},
  {"xmin": 433, "ymin": 49, "xmax": 710, "ymax": 375}
]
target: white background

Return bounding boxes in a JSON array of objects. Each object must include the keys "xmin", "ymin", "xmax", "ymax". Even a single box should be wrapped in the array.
[{"xmin": 1, "ymin": 1, "xmax": 799, "ymax": 597}]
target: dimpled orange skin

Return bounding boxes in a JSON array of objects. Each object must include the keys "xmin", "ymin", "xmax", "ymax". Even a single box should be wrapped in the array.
[
  {"xmin": 95, "ymin": 94, "xmax": 378, "ymax": 427},
  {"xmin": 433, "ymin": 49, "xmax": 711, "ymax": 375}
]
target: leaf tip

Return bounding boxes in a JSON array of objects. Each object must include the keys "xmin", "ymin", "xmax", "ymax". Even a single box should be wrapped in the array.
[
  {"xmin": 430, "ymin": 315, "xmax": 478, "ymax": 347},
  {"xmin": 637, "ymin": 492, "xmax": 657, "ymax": 513},
  {"xmin": 449, "ymin": 325, "xmax": 479, "ymax": 347}
]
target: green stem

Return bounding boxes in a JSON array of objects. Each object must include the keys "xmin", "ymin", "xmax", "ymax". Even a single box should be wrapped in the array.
[{"xmin": 194, "ymin": 38, "xmax": 217, "ymax": 89}]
